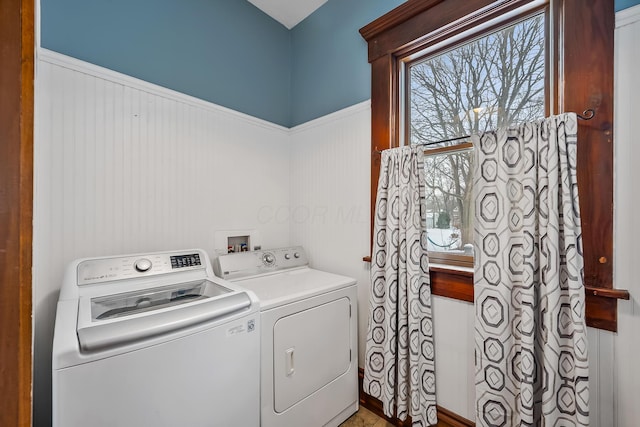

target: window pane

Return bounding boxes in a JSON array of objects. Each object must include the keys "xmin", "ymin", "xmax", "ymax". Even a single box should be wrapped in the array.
[
  {"xmin": 408, "ymin": 13, "xmax": 546, "ymax": 147},
  {"xmin": 409, "ymin": 13, "xmax": 545, "ymax": 257},
  {"xmin": 425, "ymin": 148, "xmax": 474, "ymax": 255}
]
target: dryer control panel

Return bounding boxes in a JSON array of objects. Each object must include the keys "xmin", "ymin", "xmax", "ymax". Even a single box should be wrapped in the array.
[{"xmin": 214, "ymin": 246, "xmax": 308, "ymax": 280}]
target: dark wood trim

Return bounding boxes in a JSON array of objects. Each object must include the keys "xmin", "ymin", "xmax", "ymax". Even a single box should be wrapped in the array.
[
  {"xmin": 429, "ymin": 267, "xmax": 474, "ymax": 303},
  {"xmin": 370, "ymin": 54, "xmax": 399, "ymax": 245},
  {"xmin": 365, "ymin": 254, "xmax": 475, "ymax": 302},
  {"xmin": 437, "ymin": 406, "xmax": 476, "ymax": 427},
  {"xmin": 361, "ymin": 0, "xmax": 541, "ymax": 63},
  {"xmin": 560, "ymin": 0, "xmax": 614, "ymax": 288},
  {"xmin": 364, "ymin": 253, "xmax": 474, "ymax": 302},
  {"xmin": 585, "ymin": 295, "xmax": 618, "ymax": 332},
  {"xmin": 0, "ymin": 0, "xmax": 34, "ymax": 425},
  {"xmin": 428, "ymin": 253, "xmax": 474, "ymax": 269},
  {"xmin": 358, "ymin": 368, "xmax": 475, "ymax": 427},
  {"xmin": 359, "ymin": 0, "xmax": 443, "ymax": 42},
  {"xmin": 585, "ymin": 286, "xmax": 630, "ymax": 300},
  {"xmin": 561, "ymin": 0, "xmax": 617, "ymax": 331},
  {"xmin": 362, "ymin": 0, "xmax": 621, "ymax": 331}
]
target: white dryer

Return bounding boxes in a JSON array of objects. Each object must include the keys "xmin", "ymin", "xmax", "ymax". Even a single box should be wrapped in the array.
[
  {"xmin": 214, "ymin": 246, "xmax": 358, "ymax": 427},
  {"xmin": 52, "ymin": 249, "xmax": 260, "ymax": 427}
]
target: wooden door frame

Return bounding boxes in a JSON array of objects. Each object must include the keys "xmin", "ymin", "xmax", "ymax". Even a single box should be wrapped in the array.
[{"xmin": 0, "ymin": 0, "xmax": 35, "ymax": 425}]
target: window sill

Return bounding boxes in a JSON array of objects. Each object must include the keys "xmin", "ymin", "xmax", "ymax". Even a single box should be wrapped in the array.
[
  {"xmin": 429, "ymin": 264, "xmax": 474, "ymax": 303},
  {"xmin": 362, "ymin": 256, "xmax": 474, "ymax": 303},
  {"xmin": 362, "ymin": 256, "xmax": 629, "ymax": 332}
]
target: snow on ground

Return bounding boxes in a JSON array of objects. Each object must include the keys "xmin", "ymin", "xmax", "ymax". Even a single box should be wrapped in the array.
[{"xmin": 426, "ymin": 227, "xmax": 462, "ymax": 252}]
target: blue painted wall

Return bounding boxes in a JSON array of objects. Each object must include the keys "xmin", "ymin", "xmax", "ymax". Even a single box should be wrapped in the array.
[
  {"xmin": 290, "ymin": 0, "xmax": 640, "ymax": 126},
  {"xmin": 41, "ymin": 0, "xmax": 291, "ymax": 127},
  {"xmin": 289, "ymin": 0, "xmax": 404, "ymax": 126},
  {"xmin": 40, "ymin": 0, "xmax": 640, "ymax": 128},
  {"xmin": 617, "ymin": 0, "xmax": 640, "ymax": 11}
]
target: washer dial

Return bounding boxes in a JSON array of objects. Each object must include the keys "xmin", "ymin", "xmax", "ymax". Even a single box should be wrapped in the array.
[{"xmin": 134, "ymin": 258, "xmax": 152, "ymax": 272}]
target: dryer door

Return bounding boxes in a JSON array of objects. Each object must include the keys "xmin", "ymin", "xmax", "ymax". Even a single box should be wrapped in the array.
[{"xmin": 273, "ymin": 297, "xmax": 351, "ymax": 413}]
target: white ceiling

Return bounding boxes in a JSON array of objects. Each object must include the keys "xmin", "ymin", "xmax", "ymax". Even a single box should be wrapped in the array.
[{"xmin": 248, "ymin": 0, "xmax": 328, "ymax": 29}]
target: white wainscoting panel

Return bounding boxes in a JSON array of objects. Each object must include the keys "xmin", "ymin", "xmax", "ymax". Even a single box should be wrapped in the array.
[
  {"xmin": 432, "ymin": 296, "xmax": 476, "ymax": 421},
  {"xmin": 587, "ymin": 327, "xmax": 615, "ymax": 426},
  {"xmin": 613, "ymin": 5, "xmax": 640, "ymax": 426},
  {"xmin": 33, "ymin": 50, "xmax": 291, "ymax": 425},
  {"xmin": 289, "ymin": 101, "xmax": 372, "ymax": 368}
]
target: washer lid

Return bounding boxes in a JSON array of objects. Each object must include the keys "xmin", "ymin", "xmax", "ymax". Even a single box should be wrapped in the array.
[
  {"xmin": 77, "ymin": 279, "xmax": 252, "ymax": 352},
  {"xmin": 233, "ymin": 267, "xmax": 356, "ymax": 310},
  {"xmin": 89, "ymin": 280, "xmax": 231, "ymax": 320}
]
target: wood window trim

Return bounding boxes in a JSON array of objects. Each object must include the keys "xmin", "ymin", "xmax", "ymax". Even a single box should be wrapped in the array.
[{"xmin": 361, "ymin": 0, "xmax": 629, "ymax": 332}]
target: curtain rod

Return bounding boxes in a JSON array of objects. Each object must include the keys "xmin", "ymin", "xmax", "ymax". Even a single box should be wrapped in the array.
[{"xmin": 376, "ymin": 109, "xmax": 596, "ymax": 152}]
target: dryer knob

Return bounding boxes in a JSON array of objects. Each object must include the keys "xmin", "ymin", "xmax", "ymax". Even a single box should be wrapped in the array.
[
  {"xmin": 293, "ymin": 252, "xmax": 300, "ymax": 259},
  {"xmin": 134, "ymin": 258, "xmax": 152, "ymax": 272},
  {"xmin": 284, "ymin": 253, "xmax": 291, "ymax": 260},
  {"xmin": 262, "ymin": 253, "xmax": 275, "ymax": 266}
]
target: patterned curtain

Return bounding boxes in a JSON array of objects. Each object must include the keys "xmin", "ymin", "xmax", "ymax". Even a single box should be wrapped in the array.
[
  {"xmin": 473, "ymin": 113, "xmax": 589, "ymax": 426},
  {"xmin": 363, "ymin": 146, "xmax": 437, "ymax": 426}
]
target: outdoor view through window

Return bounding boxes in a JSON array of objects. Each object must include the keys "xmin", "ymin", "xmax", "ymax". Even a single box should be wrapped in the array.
[{"xmin": 408, "ymin": 13, "xmax": 546, "ymax": 262}]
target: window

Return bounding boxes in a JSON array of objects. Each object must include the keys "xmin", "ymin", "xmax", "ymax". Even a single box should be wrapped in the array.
[
  {"xmin": 361, "ymin": 0, "xmax": 625, "ymax": 331},
  {"xmin": 423, "ymin": 145, "xmax": 475, "ymax": 264},
  {"xmin": 407, "ymin": 14, "xmax": 546, "ymax": 266}
]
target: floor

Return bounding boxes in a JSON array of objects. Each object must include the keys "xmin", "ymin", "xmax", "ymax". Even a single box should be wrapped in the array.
[{"xmin": 339, "ymin": 407, "xmax": 395, "ymax": 427}]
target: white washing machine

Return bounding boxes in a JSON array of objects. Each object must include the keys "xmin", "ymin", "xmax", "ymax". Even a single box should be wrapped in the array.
[
  {"xmin": 214, "ymin": 246, "xmax": 358, "ymax": 427},
  {"xmin": 52, "ymin": 249, "xmax": 260, "ymax": 427}
]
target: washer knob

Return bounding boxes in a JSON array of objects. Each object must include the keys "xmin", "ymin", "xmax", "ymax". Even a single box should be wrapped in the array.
[
  {"xmin": 284, "ymin": 253, "xmax": 291, "ymax": 260},
  {"xmin": 262, "ymin": 253, "xmax": 275, "ymax": 265},
  {"xmin": 294, "ymin": 252, "xmax": 300, "ymax": 259},
  {"xmin": 134, "ymin": 258, "xmax": 152, "ymax": 272}
]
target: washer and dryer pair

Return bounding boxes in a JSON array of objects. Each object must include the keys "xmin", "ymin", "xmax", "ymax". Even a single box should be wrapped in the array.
[{"xmin": 53, "ymin": 246, "xmax": 358, "ymax": 427}]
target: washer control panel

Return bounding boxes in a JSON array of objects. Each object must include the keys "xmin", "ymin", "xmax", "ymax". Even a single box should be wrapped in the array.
[
  {"xmin": 214, "ymin": 246, "xmax": 308, "ymax": 280},
  {"xmin": 77, "ymin": 251, "xmax": 204, "ymax": 286},
  {"xmin": 170, "ymin": 253, "xmax": 201, "ymax": 269}
]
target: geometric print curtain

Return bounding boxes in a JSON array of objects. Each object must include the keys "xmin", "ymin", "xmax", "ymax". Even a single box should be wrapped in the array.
[
  {"xmin": 363, "ymin": 145, "xmax": 438, "ymax": 426},
  {"xmin": 472, "ymin": 113, "xmax": 589, "ymax": 426}
]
